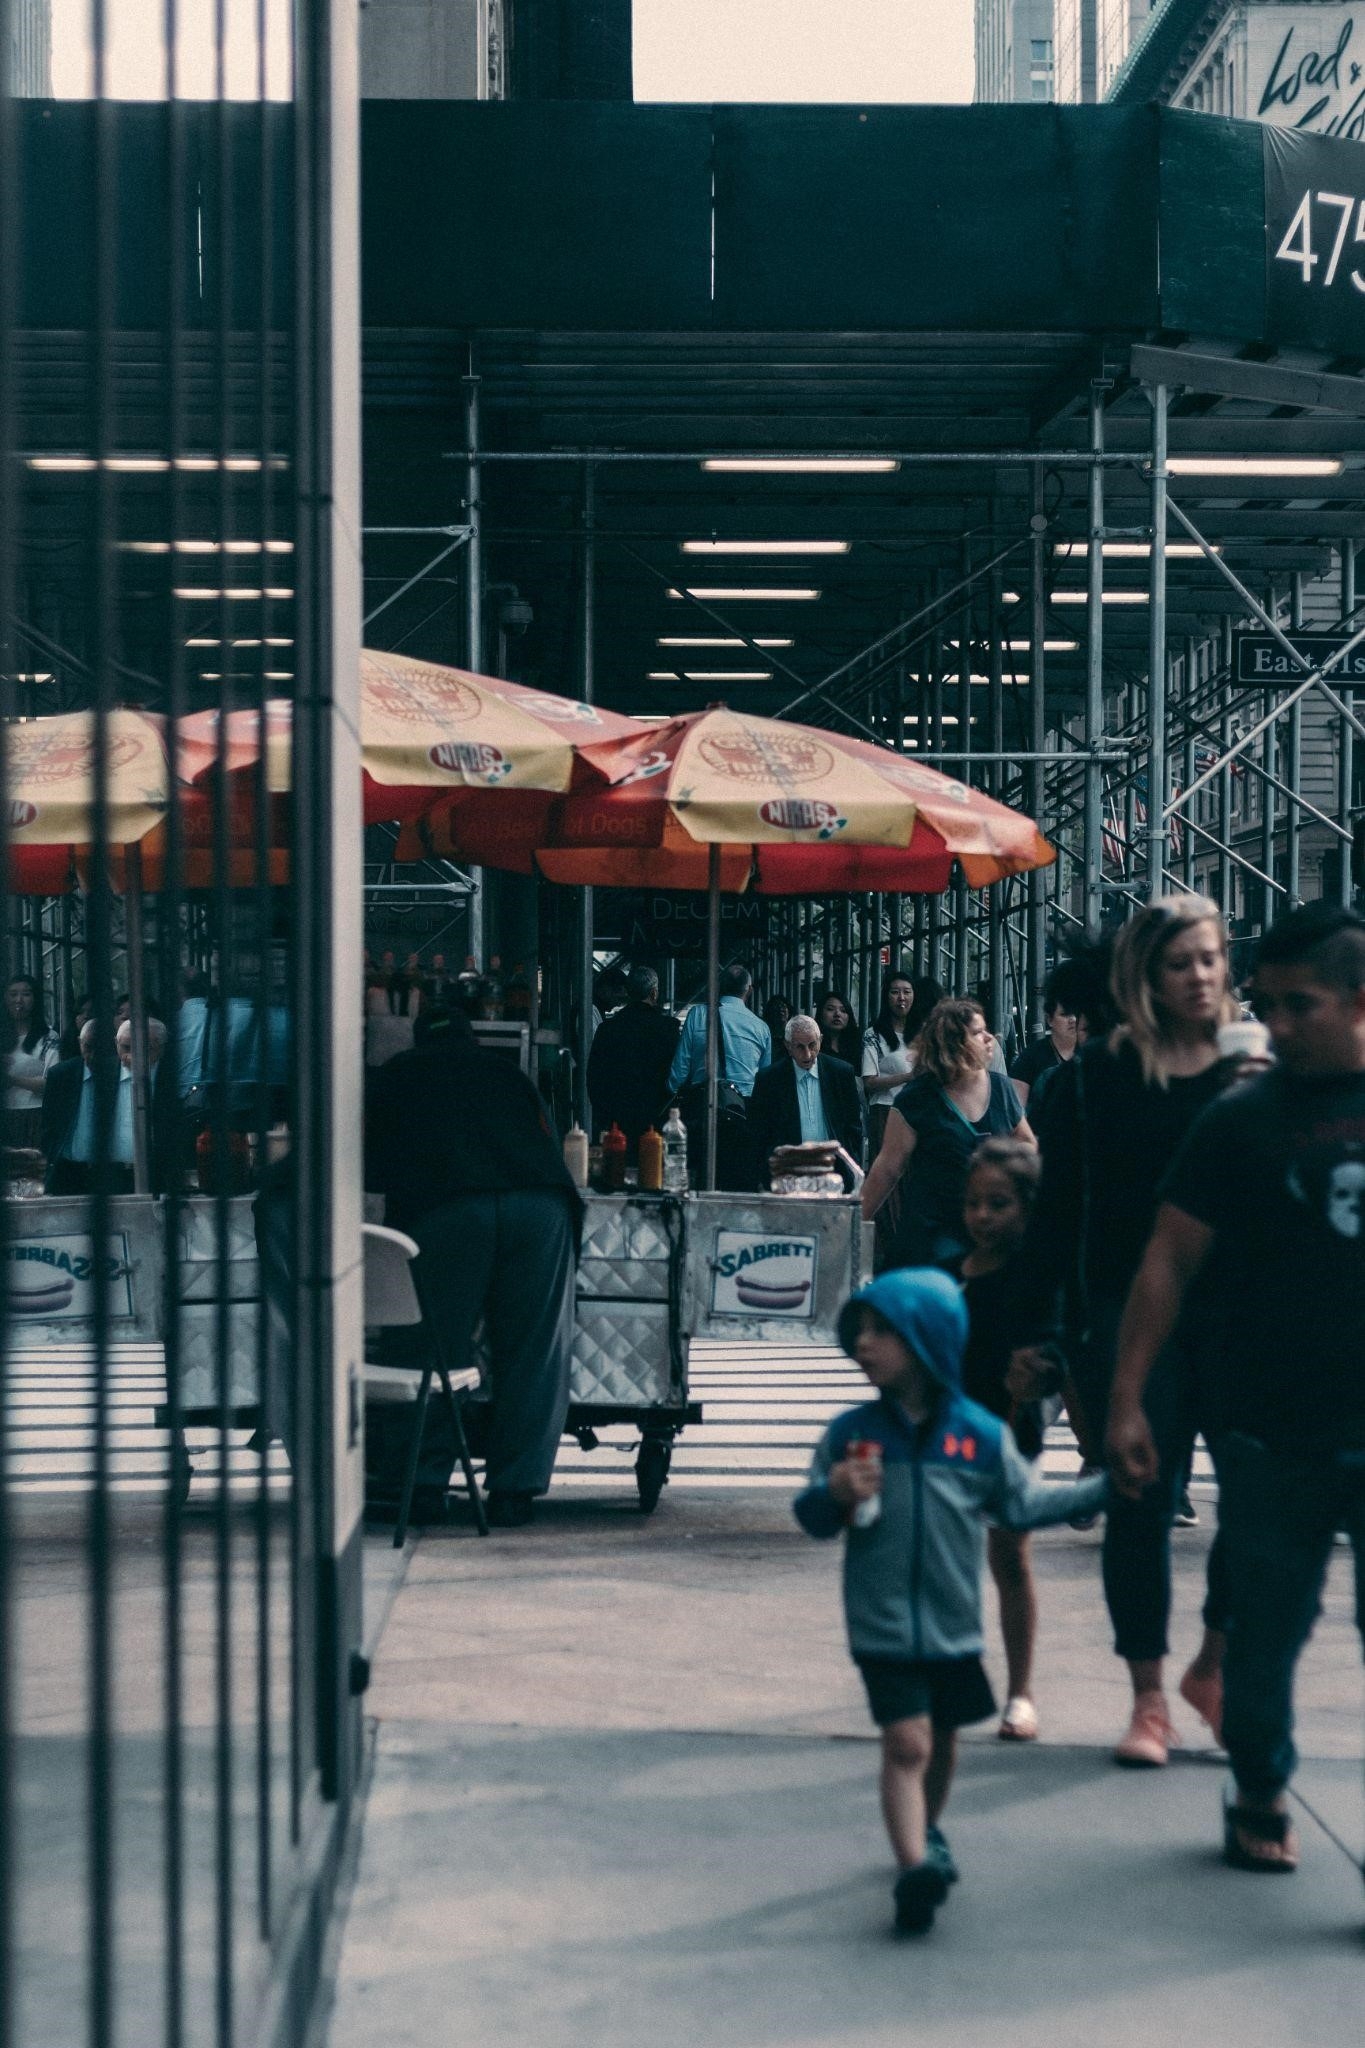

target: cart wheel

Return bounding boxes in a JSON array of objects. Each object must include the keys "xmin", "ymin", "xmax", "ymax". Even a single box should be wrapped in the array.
[{"xmin": 635, "ymin": 1438, "xmax": 671, "ymax": 1515}]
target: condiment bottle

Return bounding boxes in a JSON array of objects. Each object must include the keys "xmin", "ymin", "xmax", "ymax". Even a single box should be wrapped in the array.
[
  {"xmin": 661, "ymin": 1105, "xmax": 689, "ymax": 1192},
  {"xmin": 562, "ymin": 1123, "xmax": 589, "ymax": 1189},
  {"xmin": 602, "ymin": 1122, "xmax": 628, "ymax": 1191},
  {"xmin": 638, "ymin": 1126, "xmax": 664, "ymax": 1192}
]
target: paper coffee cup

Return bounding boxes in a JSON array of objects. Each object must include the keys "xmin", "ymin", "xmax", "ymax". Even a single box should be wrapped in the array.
[{"xmin": 1216, "ymin": 1019, "xmax": 1270, "ymax": 1062}]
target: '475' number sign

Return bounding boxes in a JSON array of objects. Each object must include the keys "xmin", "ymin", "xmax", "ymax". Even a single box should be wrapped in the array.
[{"xmin": 1274, "ymin": 188, "xmax": 1365, "ymax": 292}]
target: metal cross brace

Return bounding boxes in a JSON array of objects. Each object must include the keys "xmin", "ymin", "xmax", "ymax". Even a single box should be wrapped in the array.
[{"xmin": 1160, "ymin": 493, "xmax": 1365, "ymax": 820}]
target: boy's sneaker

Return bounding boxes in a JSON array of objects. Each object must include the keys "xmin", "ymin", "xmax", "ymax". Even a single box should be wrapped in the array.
[
  {"xmin": 893, "ymin": 1860, "xmax": 949, "ymax": 1935},
  {"xmin": 925, "ymin": 1824, "xmax": 959, "ymax": 1884},
  {"xmin": 998, "ymin": 1695, "xmax": 1039, "ymax": 1742}
]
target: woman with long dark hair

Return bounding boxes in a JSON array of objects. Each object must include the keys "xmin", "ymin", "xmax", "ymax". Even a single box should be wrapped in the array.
[
  {"xmin": 3, "ymin": 974, "xmax": 60, "ymax": 1155},
  {"xmin": 860, "ymin": 970, "xmax": 916, "ymax": 1149},
  {"xmin": 861, "ymin": 997, "xmax": 1035, "ymax": 1269},
  {"xmin": 1009, "ymin": 897, "xmax": 1245, "ymax": 1769},
  {"xmin": 816, "ymin": 989, "xmax": 861, "ymax": 1068}
]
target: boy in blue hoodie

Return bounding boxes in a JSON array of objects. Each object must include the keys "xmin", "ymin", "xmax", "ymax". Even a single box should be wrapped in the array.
[{"xmin": 795, "ymin": 1268, "xmax": 1108, "ymax": 1934}]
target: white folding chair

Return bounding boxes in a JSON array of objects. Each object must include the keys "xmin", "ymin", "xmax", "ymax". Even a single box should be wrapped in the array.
[{"xmin": 362, "ymin": 1222, "xmax": 488, "ymax": 1542}]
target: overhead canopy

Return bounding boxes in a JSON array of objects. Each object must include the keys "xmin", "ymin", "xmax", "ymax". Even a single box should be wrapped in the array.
[{"xmin": 13, "ymin": 100, "xmax": 1365, "ymax": 730}]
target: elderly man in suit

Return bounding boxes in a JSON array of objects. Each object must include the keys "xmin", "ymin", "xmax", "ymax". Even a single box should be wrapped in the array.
[
  {"xmin": 746, "ymin": 1011, "xmax": 864, "ymax": 1189},
  {"xmin": 43, "ymin": 1015, "xmax": 175, "ymax": 1194}
]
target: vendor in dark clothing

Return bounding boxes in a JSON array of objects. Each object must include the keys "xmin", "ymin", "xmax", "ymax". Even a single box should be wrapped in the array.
[
  {"xmin": 586, "ymin": 964, "xmax": 680, "ymax": 1150},
  {"xmin": 365, "ymin": 1005, "xmax": 580, "ymax": 1528}
]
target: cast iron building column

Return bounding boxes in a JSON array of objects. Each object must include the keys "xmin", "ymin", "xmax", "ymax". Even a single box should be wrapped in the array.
[{"xmin": 294, "ymin": 0, "xmax": 366, "ymax": 1809}]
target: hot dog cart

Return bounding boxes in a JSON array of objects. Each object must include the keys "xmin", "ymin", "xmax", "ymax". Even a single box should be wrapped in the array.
[
  {"xmin": 556, "ymin": 1172, "xmax": 871, "ymax": 1511},
  {"xmin": 4, "ymin": 1172, "xmax": 872, "ymax": 1515}
]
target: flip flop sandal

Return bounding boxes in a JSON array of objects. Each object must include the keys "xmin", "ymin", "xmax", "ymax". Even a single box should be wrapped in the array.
[
  {"xmin": 1222, "ymin": 1786, "xmax": 1299, "ymax": 1873},
  {"xmin": 893, "ymin": 1859, "xmax": 949, "ymax": 1934}
]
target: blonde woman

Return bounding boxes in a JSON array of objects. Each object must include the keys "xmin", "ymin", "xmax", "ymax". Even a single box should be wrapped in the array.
[
  {"xmin": 1009, "ymin": 897, "xmax": 1243, "ymax": 1769},
  {"xmin": 861, "ymin": 998, "xmax": 1035, "ymax": 1270}
]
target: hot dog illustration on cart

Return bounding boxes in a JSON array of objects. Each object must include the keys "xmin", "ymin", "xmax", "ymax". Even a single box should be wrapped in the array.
[{"xmin": 710, "ymin": 1230, "xmax": 818, "ymax": 1320}]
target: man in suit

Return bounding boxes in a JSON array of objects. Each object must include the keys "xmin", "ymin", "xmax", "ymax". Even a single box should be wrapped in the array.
[
  {"xmin": 586, "ymin": 964, "xmax": 681, "ymax": 1150},
  {"xmin": 43, "ymin": 1015, "xmax": 176, "ymax": 1194},
  {"xmin": 747, "ymin": 1012, "xmax": 865, "ymax": 1189}
]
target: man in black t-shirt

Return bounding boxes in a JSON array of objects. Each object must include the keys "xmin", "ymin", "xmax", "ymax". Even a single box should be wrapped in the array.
[{"xmin": 1107, "ymin": 905, "xmax": 1365, "ymax": 1877}]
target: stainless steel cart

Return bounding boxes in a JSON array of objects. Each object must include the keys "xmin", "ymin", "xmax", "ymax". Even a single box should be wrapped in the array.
[
  {"xmin": 567, "ymin": 1190, "xmax": 697, "ymax": 1512},
  {"xmin": 683, "ymin": 1191, "xmax": 873, "ymax": 1344}
]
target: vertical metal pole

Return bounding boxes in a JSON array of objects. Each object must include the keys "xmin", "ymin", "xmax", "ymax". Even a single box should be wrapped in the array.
[
  {"xmin": 1220, "ymin": 618, "xmax": 1234, "ymax": 920},
  {"xmin": 1182, "ymin": 638, "xmax": 1197, "ymax": 893},
  {"xmin": 1341, "ymin": 543, "xmax": 1356, "ymax": 906},
  {"xmin": 928, "ymin": 620, "xmax": 944, "ymax": 984},
  {"xmin": 1145, "ymin": 383, "xmax": 1168, "ymax": 900},
  {"xmin": 704, "ymin": 844, "xmax": 721, "ymax": 1192},
  {"xmin": 124, "ymin": 848, "xmax": 152, "ymax": 1194},
  {"xmin": 577, "ymin": 465, "xmax": 595, "ymax": 1129},
  {"xmin": 1028, "ymin": 473, "xmax": 1048, "ymax": 1031},
  {"xmin": 463, "ymin": 371, "xmax": 484, "ymax": 966},
  {"xmin": 1262, "ymin": 585, "xmax": 1278, "ymax": 927},
  {"xmin": 294, "ymin": 0, "xmax": 366, "ymax": 1816},
  {"xmin": 988, "ymin": 569, "xmax": 1005, "ymax": 1038},
  {"xmin": 953, "ymin": 545, "xmax": 971, "ymax": 994},
  {"xmin": 1287, "ymin": 571, "xmax": 1304, "ymax": 905},
  {"xmin": 1084, "ymin": 383, "xmax": 1106, "ymax": 933},
  {"xmin": 0, "ymin": 0, "xmax": 15, "ymax": 2035}
]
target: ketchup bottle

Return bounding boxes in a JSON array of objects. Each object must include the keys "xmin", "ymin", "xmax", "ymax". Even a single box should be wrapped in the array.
[{"xmin": 602, "ymin": 1122, "xmax": 629, "ymax": 1191}]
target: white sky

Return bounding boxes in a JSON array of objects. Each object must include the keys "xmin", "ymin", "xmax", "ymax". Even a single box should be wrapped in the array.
[
  {"xmin": 633, "ymin": 0, "xmax": 974, "ymax": 105},
  {"xmin": 51, "ymin": 0, "xmax": 975, "ymax": 104}
]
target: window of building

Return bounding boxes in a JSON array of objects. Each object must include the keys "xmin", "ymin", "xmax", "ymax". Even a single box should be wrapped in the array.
[{"xmin": 1031, "ymin": 39, "xmax": 1053, "ymax": 61}]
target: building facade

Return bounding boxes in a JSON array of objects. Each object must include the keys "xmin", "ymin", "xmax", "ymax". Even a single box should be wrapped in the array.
[
  {"xmin": 1055, "ymin": 0, "xmax": 1155, "ymax": 99},
  {"xmin": 1109, "ymin": 0, "xmax": 1365, "ymax": 130},
  {"xmin": 5, "ymin": 0, "xmax": 50, "ymax": 94},
  {"xmin": 975, "ymin": 0, "xmax": 1056, "ymax": 101}
]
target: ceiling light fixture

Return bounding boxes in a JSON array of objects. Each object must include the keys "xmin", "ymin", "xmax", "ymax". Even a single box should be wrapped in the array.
[
  {"xmin": 1054, "ymin": 541, "xmax": 1217, "ymax": 559},
  {"xmin": 657, "ymin": 636, "xmax": 793, "ymax": 649},
  {"xmin": 28, "ymin": 455, "xmax": 284, "ymax": 473},
  {"xmin": 1003, "ymin": 590, "xmax": 1147, "ymax": 606},
  {"xmin": 647, "ymin": 670, "xmax": 773, "ymax": 682},
  {"xmin": 680, "ymin": 540, "xmax": 849, "ymax": 555},
  {"xmin": 1166, "ymin": 456, "xmax": 1342, "ymax": 479},
  {"xmin": 951, "ymin": 638, "xmax": 1078, "ymax": 654},
  {"xmin": 174, "ymin": 587, "xmax": 294, "ymax": 601},
  {"xmin": 701, "ymin": 458, "xmax": 899, "ymax": 474},
  {"xmin": 666, "ymin": 587, "xmax": 820, "ymax": 601}
]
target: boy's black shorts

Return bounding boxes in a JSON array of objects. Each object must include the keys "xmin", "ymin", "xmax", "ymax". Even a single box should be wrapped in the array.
[{"xmin": 855, "ymin": 1653, "xmax": 996, "ymax": 1730}]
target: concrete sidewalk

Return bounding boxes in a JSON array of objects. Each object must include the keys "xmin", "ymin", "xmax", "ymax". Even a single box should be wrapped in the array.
[{"xmin": 326, "ymin": 1494, "xmax": 1365, "ymax": 2048}]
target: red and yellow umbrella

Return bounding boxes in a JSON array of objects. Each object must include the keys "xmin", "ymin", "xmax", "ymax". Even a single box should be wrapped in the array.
[
  {"xmin": 405, "ymin": 704, "xmax": 1053, "ymax": 892},
  {"xmin": 180, "ymin": 654, "xmax": 641, "ymax": 865},
  {"xmin": 5, "ymin": 709, "xmax": 172, "ymax": 893}
]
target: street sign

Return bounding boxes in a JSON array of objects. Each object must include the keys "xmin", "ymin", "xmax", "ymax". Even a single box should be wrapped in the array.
[{"xmin": 1231, "ymin": 631, "xmax": 1365, "ymax": 685}]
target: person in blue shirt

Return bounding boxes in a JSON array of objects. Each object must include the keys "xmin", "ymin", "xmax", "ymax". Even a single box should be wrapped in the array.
[{"xmin": 666, "ymin": 962, "xmax": 771, "ymax": 1188}]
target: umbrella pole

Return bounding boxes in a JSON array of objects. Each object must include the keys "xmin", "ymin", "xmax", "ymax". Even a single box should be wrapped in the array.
[
  {"xmin": 704, "ymin": 842, "xmax": 720, "ymax": 1193},
  {"xmin": 125, "ymin": 844, "xmax": 152, "ymax": 1195}
]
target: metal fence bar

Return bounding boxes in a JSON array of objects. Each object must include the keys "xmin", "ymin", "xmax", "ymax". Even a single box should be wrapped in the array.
[{"xmin": 0, "ymin": 0, "xmax": 15, "ymax": 2034}]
